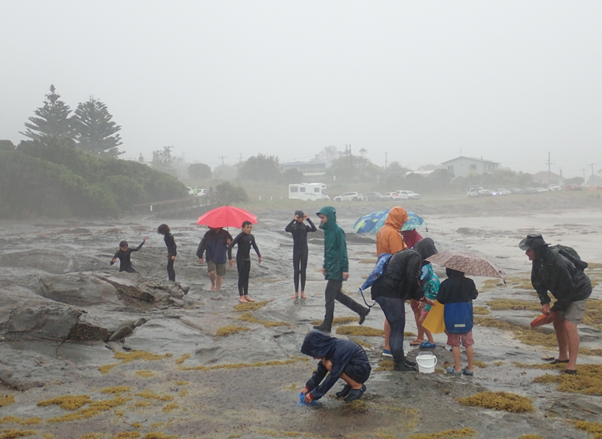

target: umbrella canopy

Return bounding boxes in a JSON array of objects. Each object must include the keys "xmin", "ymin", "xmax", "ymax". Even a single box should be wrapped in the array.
[
  {"xmin": 426, "ymin": 250, "xmax": 505, "ymax": 279},
  {"xmin": 353, "ymin": 209, "xmax": 426, "ymax": 234},
  {"xmin": 197, "ymin": 206, "xmax": 257, "ymax": 229}
]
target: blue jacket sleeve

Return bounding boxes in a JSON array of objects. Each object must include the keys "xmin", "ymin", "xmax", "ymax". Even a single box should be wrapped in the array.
[{"xmin": 310, "ymin": 348, "xmax": 355, "ymax": 400}]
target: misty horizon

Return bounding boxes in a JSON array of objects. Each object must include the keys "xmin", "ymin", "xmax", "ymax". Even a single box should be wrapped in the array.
[{"xmin": 2, "ymin": 1, "xmax": 601, "ymax": 179}]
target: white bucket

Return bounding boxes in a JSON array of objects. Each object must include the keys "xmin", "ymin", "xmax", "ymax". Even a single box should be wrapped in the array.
[{"xmin": 415, "ymin": 352, "xmax": 437, "ymax": 374}]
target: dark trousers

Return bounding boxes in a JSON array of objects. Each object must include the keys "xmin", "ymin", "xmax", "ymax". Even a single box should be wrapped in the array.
[
  {"xmin": 293, "ymin": 250, "xmax": 308, "ymax": 292},
  {"xmin": 237, "ymin": 259, "xmax": 251, "ymax": 296},
  {"xmin": 167, "ymin": 258, "xmax": 176, "ymax": 281},
  {"xmin": 375, "ymin": 296, "xmax": 406, "ymax": 364},
  {"xmin": 323, "ymin": 280, "xmax": 366, "ymax": 326}
]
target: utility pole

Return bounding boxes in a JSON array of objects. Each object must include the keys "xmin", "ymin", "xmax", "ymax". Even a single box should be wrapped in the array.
[
  {"xmin": 546, "ymin": 152, "xmax": 553, "ymax": 185},
  {"xmin": 590, "ymin": 164, "xmax": 596, "ymax": 187},
  {"xmin": 218, "ymin": 155, "xmax": 226, "ymax": 166},
  {"xmin": 582, "ymin": 168, "xmax": 586, "ymax": 185},
  {"xmin": 385, "ymin": 152, "xmax": 388, "ymax": 170}
]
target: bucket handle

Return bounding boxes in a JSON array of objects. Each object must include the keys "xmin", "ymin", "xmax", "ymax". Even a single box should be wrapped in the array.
[{"xmin": 415, "ymin": 355, "xmax": 437, "ymax": 367}]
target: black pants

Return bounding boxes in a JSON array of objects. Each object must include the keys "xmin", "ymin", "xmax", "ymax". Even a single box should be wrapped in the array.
[
  {"xmin": 167, "ymin": 258, "xmax": 176, "ymax": 281},
  {"xmin": 293, "ymin": 250, "xmax": 308, "ymax": 292},
  {"xmin": 323, "ymin": 280, "xmax": 366, "ymax": 326},
  {"xmin": 237, "ymin": 259, "xmax": 251, "ymax": 296},
  {"xmin": 375, "ymin": 296, "xmax": 406, "ymax": 364}
]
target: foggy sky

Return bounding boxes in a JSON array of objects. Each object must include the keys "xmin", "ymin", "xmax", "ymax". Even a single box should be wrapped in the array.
[{"xmin": 1, "ymin": 1, "xmax": 601, "ymax": 178}]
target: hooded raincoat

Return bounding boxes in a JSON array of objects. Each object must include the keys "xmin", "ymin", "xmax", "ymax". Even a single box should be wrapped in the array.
[
  {"xmin": 317, "ymin": 206, "xmax": 348, "ymax": 281},
  {"xmin": 376, "ymin": 207, "xmax": 408, "ymax": 256},
  {"xmin": 301, "ymin": 330, "xmax": 371, "ymax": 400}
]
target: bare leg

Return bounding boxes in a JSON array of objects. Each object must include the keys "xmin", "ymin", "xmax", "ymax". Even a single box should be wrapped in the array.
[
  {"xmin": 216, "ymin": 275, "xmax": 223, "ymax": 291},
  {"xmin": 209, "ymin": 271, "xmax": 216, "ymax": 291},
  {"xmin": 291, "ymin": 291, "xmax": 299, "ymax": 299},
  {"xmin": 452, "ymin": 346, "xmax": 462, "ymax": 372},
  {"xmin": 415, "ymin": 308, "xmax": 424, "ymax": 341},
  {"xmin": 553, "ymin": 316, "xmax": 569, "ymax": 361},
  {"xmin": 322, "ymin": 359, "xmax": 361, "ymax": 389},
  {"xmin": 239, "ymin": 296, "xmax": 249, "ymax": 303},
  {"xmin": 244, "ymin": 295, "xmax": 255, "ymax": 302},
  {"xmin": 300, "ymin": 291, "xmax": 308, "ymax": 299},
  {"xmin": 384, "ymin": 318, "xmax": 391, "ymax": 351},
  {"xmin": 418, "ymin": 313, "xmax": 434, "ymax": 343},
  {"xmin": 465, "ymin": 345, "xmax": 474, "ymax": 372},
  {"xmin": 562, "ymin": 319, "xmax": 580, "ymax": 370}
]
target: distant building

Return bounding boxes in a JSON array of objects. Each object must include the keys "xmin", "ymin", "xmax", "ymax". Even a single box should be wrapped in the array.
[
  {"xmin": 282, "ymin": 161, "xmax": 327, "ymax": 182},
  {"xmin": 441, "ymin": 156, "xmax": 500, "ymax": 178}
]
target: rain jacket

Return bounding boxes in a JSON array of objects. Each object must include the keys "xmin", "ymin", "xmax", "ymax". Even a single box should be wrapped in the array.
[
  {"xmin": 531, "ymin": 246, "xmax": 592, "ymax": 310},
  {"xmin": 421, "ymin": 264, "xmax": 440, "ymax": 312},
  {"xmin": 402, "ymin": 228, "xmax": 423, "ymax": 249},
  {"xmin": 301, "ymin": 331, "xmax": 370, "ymax": 401},
  {"xmin": 317, "ymin": 206, "xmax": 348, "ymax": 281},
  {"xmin": 371, "ymin": 249, "xmax": 423, "ymax": 300},
  {"xmin": 196, "ymin": 228, "xmax": 233, "ymax": 264},
  {"xmin": 376, "ymin": 207, "xmax": 408, "ymax": 256},
  {"xmin": 436, "ymin": 269, "xmax": 478, "ymax": 304}
]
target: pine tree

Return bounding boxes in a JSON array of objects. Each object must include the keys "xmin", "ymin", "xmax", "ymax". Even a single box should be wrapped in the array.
[
  {"xmin": 20, "ymin": 85, "xmax": 75, "ymax": 141},
  {"xmin": 73, "ymin": 97, "xmax": 123, "ymax": 157}
]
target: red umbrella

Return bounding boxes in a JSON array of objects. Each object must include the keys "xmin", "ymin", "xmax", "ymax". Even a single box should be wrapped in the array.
[{"xmin": 196, "ymin": 206, "xmax": 257, "ymax": 229}]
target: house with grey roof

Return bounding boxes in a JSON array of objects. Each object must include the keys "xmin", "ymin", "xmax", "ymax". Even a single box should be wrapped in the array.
[{"xmin": 442, "ymin": 156, "xmax": 500, "ymax": 178}]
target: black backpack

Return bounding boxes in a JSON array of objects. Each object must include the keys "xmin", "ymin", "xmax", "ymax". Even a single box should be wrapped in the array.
[{"xmin": 549, "ymin": 244, "xmax": 588, "ymax": 271}]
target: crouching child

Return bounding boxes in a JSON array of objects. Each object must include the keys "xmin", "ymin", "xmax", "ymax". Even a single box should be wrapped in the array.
[{"xmin": 300, "ymin": 330, "xmax": 371, "ymax": 403}]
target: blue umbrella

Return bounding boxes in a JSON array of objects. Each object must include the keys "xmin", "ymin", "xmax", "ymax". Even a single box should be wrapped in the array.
[{"xmin": 353, "ymin": 209, "xmax": 426, "ymax": 234}]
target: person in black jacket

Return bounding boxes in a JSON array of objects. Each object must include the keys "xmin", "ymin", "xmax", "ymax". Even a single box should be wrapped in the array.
[
  {"xmin": 520, "ymin": 233, "xmax": 592, "ymax": 374},
  {"xmin": 158, "ymin": 224, "xmax": 177, "ymax": 281},
  {"xmin": 300, "ymin": 330, "xmax": 371, "ymax": 403},
  {"xmin": 111, "ymin": 238, "xmax": 146, "ymax": 273},
  {"xmin": 370, "ymin": 249, "xmax": 423, "ymax": 371},
  {"xmin": 196, "ymin": 227, "xmax": 233, "ymax": 291},
  {"xmin": 285, "ymin": 210, "xmax": 317, "ymax": 299},
  {"xmin": 437, "ymin": 268, "xmax": 478, "ymax": 376},
  {"xmin": 228, "ymin": 221, "xmax": 261, "ymax": 303}
]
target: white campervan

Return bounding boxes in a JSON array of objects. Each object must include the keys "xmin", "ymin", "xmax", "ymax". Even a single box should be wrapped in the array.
[{"xmin": 288, "ymin": 183, "xmax": 330, "ymax": 201}]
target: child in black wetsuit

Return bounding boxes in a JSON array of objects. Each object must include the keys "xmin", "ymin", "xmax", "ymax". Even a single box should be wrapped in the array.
[
  {"xmin": 228, "ymin": 221, "xmax": 261, "ymax": 303},
  {"xmin": 157, "ymin": 224, "xmax": 177, "ymax": 281},
  {"xmin": 111, "ymin": 238, "xmax": 147, "ymax": 273},
  {"xmin": 285, "ymin": 210, "xmax": 317, "ymax": 299}
]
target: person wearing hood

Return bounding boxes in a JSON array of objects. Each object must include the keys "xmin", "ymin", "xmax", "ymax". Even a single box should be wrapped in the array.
[
  {"xmin": 312, "ymin": 206, "xmax": 370, "ymax": 333},
  {"xmin": 300, "ymin": 330, "xmax": 371, "ymax": 402},
  {"xmin": 412, "ymin": 238, "xmax": 440, "ymax": 349},
  {"xmin": 520, "ymin": 233, "xmax": 591, "ymax": 375},
  {"xmin": 371, "ymin": 248, "xmax": 424, "ymax": 371},
  {"xmin": 375, "ymin": 207, "xmax": 408, "ymax": 357}
]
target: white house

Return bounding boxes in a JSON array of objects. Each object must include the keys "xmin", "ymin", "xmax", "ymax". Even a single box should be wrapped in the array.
[
  {"xmin": 282, "ymin": 161, "xmax": 328, "ymax": 182},
  {"xmin": 441, "ymin": 156, "xmax": 500, "ymax": 178}
]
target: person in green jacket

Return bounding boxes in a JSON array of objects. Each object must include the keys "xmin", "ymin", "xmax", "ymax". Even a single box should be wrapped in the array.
[{"xmin": 313, "ymin": 206, "xmax": 370, "ymax": 333}]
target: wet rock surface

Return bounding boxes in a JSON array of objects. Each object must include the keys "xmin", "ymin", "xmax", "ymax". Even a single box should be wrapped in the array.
[{"xmin": 0, "ymin": 203, "xmax": 601, "ymax": 438}]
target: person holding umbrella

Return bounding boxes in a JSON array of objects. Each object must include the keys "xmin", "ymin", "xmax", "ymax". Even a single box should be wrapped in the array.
[
  {"xmin": 285, "ymin": 210, "xmax": 317, "ymax": 299},
  {"xmin": 196, "ymin": 227, "xmax": 233, "ymax": 291}
]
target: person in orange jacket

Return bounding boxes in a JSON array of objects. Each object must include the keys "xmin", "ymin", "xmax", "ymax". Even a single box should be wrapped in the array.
[{"xmin": 375, "ymin": 206, "xmax": 408, "ymax": 357}]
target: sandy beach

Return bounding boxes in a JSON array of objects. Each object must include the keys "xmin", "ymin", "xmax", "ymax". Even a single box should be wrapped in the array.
[{"xmin": 1, "ymin": 200, "xmax": 601, "ymax": 439}]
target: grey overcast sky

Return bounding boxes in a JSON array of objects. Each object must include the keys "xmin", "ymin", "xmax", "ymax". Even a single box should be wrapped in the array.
[{"xmin": 1, "ymin": 1, "xmax": 601, "ymax": 177}]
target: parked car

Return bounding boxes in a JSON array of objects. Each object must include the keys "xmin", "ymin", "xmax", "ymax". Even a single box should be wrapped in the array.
[
  {"xmin": 365, "ymin": 192, "xmax": 386, "ymax": 201},
  {"xmin": 535, "ymin": 187, "xmax": 548, "ymax": 193},
  {"xmin": 492, "ymin": 188, "xmax": 511, "ymax": 196},
  {"xmin": 565, "ymin": 184, "xmax": 582, "ymax": 191},
  {"xmin": 548, "ymin": 185, "xmax": 561, "ymax": 192},
  {"xmin": 509, "ymin": 188, "xmax": 524, "ymax": 194},
  {"xmin": 523, "ymin": 187, "xmax": 538, "ymax": 194},
  {"xmin": 333, "ymin": 192, "xmax": 364, "ymax": 202},
  {"xmin": 394, "ymin": 190, "xmax": 421, "ymax": 200},
  {"xmin": 384, "ymin": 192, "xmax": 398, "ymax": 200},
  {"xmin": 467, "ymin": 186, "xmax": 492, "ymax": 197}
]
